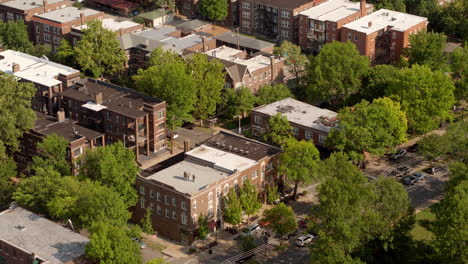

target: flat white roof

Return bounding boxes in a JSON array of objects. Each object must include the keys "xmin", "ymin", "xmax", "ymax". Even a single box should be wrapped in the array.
[
  {"xmin": 82, "ymin": 102, "xmax": 107, "ymax": 111},
  {"xmin": 146, "ymin": 160, "xmax": 230, "ymax": 194},
  {"xmin": 0, "ymin": 0, "xmax": 63, "ymax": 11},
  {"xmin": 0, "ymin": 50, "xmax": 79, "ymax": 87},
  {"xmin": 74, "ymin": 18, "xmax": 140, "ymax": 32},
  {"xmin": 343, "ymin": 9, "xmax": 427, "ymax": 34},
  {"xmin": 253, "ymin": 98, "xmax": 338, "ymax": 133},
  {"xmin": 0, "ymin": 206, "xmax": 89, "ymax": 264},
  {"xmin": 300, "ymin": 0, "xmax": 371, "ymax": 22},
  {"xmin": 35, "ymin": 7, "xmax": 101, "ymax": 23},
  {"xmin": 205, "ymin": 46, "xmax": 272, "ymax": 72},
  {"xmin": 186, "ymin": 144, "xmax": 257, "ymax": 173}
]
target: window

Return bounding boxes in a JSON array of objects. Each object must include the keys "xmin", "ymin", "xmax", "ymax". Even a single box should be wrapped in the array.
[
  {"xmin": 43, "ymin": 24, "xmax": 50, "ymax": 32},
  {"xmin": 43, "ymin": 34, "xmax": 51, "ymax": 42},
  {"xmin": 36, "ymin": 36, "xmax": 41, "ymax": 43},
  {"xmin": 281, "ymin": 30, "xmax": 290, "ymax": 38},
  {"xmin": 165, "ymin": 195, "xmax": 169, "ymax": 205},
  {"xmin": 53, "ymin": 36, "xmax": 60, "ymax": 44},
  {"xmin": 173, "ymin": 211, "xmax": 177, "ymax": 219},
  {"xmin": 224, "ymin": 184, "xmax": 229, "ymax": 194},
  {"xmin": 254, "ymin": 115, "xmax": 262, "ymax": 124},
  {"xmin": 242, "ymin": 11, "xmax": 250, "ymax": 18},
  {"xmin": 326, "ymin": 33, "xmax": 329, "ymax": 40},
  {"xmin": 7, "ymin": 12, "xmax": 13, "ymax": 20},
  {"xmin": 348, "ymin": 32, "xmax": 352, "ymax": 40},
  {"xmin": 216, "ymin": 187, "xmax": 221, "ymax": 198},
  {"xmin": 73, "ymin": 147, "xmax": 83, "ymax": 157},
  {"xmin": 242, "ymin": 1, "xmax": 251, "ymax": 9},
  {"xmin": 150, "ymin": 189, "xmax": 154, "ymax": 198},
  {"xmin": 193, "ymin": 200, "xmax": 197, "ymax": 210},
  {"xmin": 267, "ymin": 162, "xmax": 273, "ymax": 171},
  {"xmin": 158, "ymin": 123, "xmax": 164, "ymax": 130},
  {"xmin": 36, "ymin": 25, "xmax": 40, "ymax": 33},
  {"xmin": 0, "ymin": 13, "xmax": 3, "ymax": 20},
  {"xmin": 261, "ymin": 165, "xmax": 265, "ymax": 178},
  {"xmin": 292, "ymin": 127, "xmax": 299, "ymax": 136},
  {"xmin": 140, "ymin": 186, "xmax": 145, "ymax": 194},
  {"xmin": 333, "ymin": 24, "xmax": 336, "ymax": 31},
  {"xmin": 165, "ymin": 209, "xmax": 170, "ymax": 218},
  {"xmin": 149, "ymin": 202, "xmax": 154, "ymax": 210},
  {"xmin": 305, "ymin": 130, "xmax": 313, "ymax": 140},
  {"xmin": 181, "ymin": 201, "xmax": 187, "ymax": 210},
  {"xmin": 157, "ymin": 192, "xmax": 161, "ymax": 201},
  {"xmin": 319, "ymin": 134, "xmax": 327, "ymax": 144},
  {"xmin": 242, "ymin": 21, "xmax": 251, "ymax": 28},
  {"xmin": 172, "ymin": 197, "xmax": 176, "ymax": 207},
  {"xmin": 208, "ymin": 192, "xmax": 213, "ymax": 201},
  {"xmin": 158, "ymin": 111, "xmax": 164, "ymax": 118},
  {"xmin": 354, "ymin": 34, "xmax": 358, "ymax": 41},
  {"xmin": 157, "ymin": 206, "xmax": 161, "ymax": 215},
  {"xmin": 252, "ymin": 170, "xmax": 258, "ymax": 179},
  {"xmin": 140, "ymin": 198, "xmax": 145, "ymax": 208},
  {"xmin": 181, "ymin": 214, "xmax": 187, "ymax": 225},
  {"xmin": 392, "ymin": 31, "xmax": 396, "ymax": 39},
  {"xmin": 281, "ymin": 10, "xmax": 290, "ymax": 18},
  {"xmin": 281, "ymin": 20, "xmax": 290, "ymax": 28},
  {"xmin": 208, "ymin": 206, "xmax": 213, "ymax": 218}
]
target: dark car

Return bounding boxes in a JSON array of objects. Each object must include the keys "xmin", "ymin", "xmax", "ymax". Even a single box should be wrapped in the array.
[
  {"xmin": 408, "ymin": 144, "xmax": 419, "ymax": 152},
  {"xmin": 182, "ymin": 121, "xmax": 195, "ymax": 130},
  {"xmin": 391, "ymin": 149, "xmax": 407, "ymax": 160},
  {"xmin": 397, "ymin": 166, "xmax": 411, "ymax": 177},
  {"xmin": 402, "ymin": 172, "xmax": 426, "ymax": 185}
]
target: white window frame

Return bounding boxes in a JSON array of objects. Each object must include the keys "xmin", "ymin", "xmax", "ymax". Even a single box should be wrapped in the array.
[
  {"xmin": 305, "ymin": 130, "xmax": 313, "ymax": 140},
  {"xmin": 140, "ymin": 186, "xmax": 145, "ymax": 194}
]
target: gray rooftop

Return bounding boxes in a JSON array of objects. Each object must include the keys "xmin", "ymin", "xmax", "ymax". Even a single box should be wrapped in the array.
[
  {"xmin": 0, "ymin": 0, "xmax": 64, "ymax": 11},
  {"xmin": 175, "ymin": 19, "xmax": 209, "ymax": 33},
  {"xmin": 34, "ymin": 7, "xmax": 101, "ymax": 23},
  {"xmin": 215, "ymin": 32, "xmax": 275, "ymax": 51},
  {"xmin": 146, "ymin": 160, "xmax": 231, "ymax": 194},
  {"xmin": 0, "ymin": 206, "xmax": 89, "ymax": 264}
]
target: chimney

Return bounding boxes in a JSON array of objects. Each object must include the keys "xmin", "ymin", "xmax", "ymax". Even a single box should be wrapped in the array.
[
  {"xmin": 57, "ymin": 110, "xmax": 65, "ymax": 123},
  {"xmin": 94, "ymin": 92, "xmax": 103, "ymax": 104},
  {"xmin": 360, "ymin": 0, "xmax": 366, "ymax": 17},
  {"xmin": 184, "ymin": 139, "xmax": 191, "ymax": 152},
  {"xmin": 12, "ymin": 63, "xmax": 20, "ymax": 73},
  {"xmin": 202, "ymin": 36, "xmax": 207, "ymax": 52},
  {"xmin": 80, "ymin": 13, "xmax": 85, "ymax": 25},
  {"xmin": 43, "ymin": 0, "xmax": 48, "ymax": 13},
  {"xmin": 368, "ymin": 21, "xmax": 372, "ymax": 28},
  {"xmin": 270, "ymin": 56, "xmax": 275, "ymax": 81}
]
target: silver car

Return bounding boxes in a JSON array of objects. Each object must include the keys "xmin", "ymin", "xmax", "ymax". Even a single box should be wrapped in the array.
[{"xmin": 295, "ymin": 234, "xmax": 314, "ymax": 247}]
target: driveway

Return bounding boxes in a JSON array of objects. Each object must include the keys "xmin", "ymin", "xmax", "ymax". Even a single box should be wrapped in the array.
[{"xmin": 404, "ymin": 168, "xmax": 449, "ymax": 211}]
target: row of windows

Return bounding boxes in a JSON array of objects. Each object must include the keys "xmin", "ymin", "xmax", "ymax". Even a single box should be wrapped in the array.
[
  {"xmin": 0, "ymin": 12, "xmax": 24, "ymax": 21},
  {"xmin": 140, "ymin": 199, "xmax": 188, "ymax": 224},
  {"xmin": 37, "ymin": 24, "xmax": 62, "ymax": 34}
]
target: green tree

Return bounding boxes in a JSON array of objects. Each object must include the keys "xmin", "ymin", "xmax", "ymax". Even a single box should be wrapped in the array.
[
  {"xmin": 387, "ymin": 65, "xmax": 455, "ymax": 134},
  {"xmin": 263, "ymin": 113, "xmax": 292, "ymax": 146},
  {"xmin": 266, "ymin": 185, "xmax": 280, "ymax": 204},
  {"xmin": 85, "ymin": 221, "xmax": 142, "ymax": 264},
  {"xmin": 53, "ymin": 39, "xmax": 76, "ymax": 66},
  {"xmin": 31, "ymin": 134, "xmax": 71, "ymax": 176},
  {"xmin": 225, "ymin": 87, "xmax": 256, "ymax": 122},
  {"xmin": 0, "ymin": 75, "xmax": 36, "ymax": 152},
  {"xmin": 147, "ymin": 47, "xmax": 183, "ymax": 67},
  {"xmin": 134, "ymin": 60, "xmax": 195, "ymax": 128},
  {"xmin": 418, "ymin": 133, "xmax": 450, "ymax": 161},
  {"xmin": 368, "ymin": 0, "xmax": 406, "ymax": 11},
  {"xmin": 403, "ymin": 30, "xmax": 448, "ymax": 71},
  {"xmin": 198, "ymin": 0, "xmax": 228, "ymax": 22},
  {"xmin": 306, "ymin": 41, "xmax": 369, "ymax": 107},
  {"xmin": 152, "ymin": 0, "xmax": 176, "ymax": 11},
  {"xmin": 0, "ymin": 20, "xmax": 32, "ymax": 52},
  {"xmin": 450, "ymin": 45, "xmax": 468, "ymax": 101},
  {"xmin": 141, "ymin": 207, "xmax": 154, "ymax": 234},
  {"xmin": 187, "ymin": 53, "xmax": 225, "ymax": 124},
  {"xmin": 446, "ymin": 162, "xmax": 468, "ymax": 194},
  {"xmin": 0, "ymin": 146, "xmax": 16, "ymax": 210},
  {"xmin": 279, "ymin": 138, "xmax": 320, "ymax": 200},
  {"xmin": 240, "ymin": 180, "xmax": 261, "ymax": 224},
  {"xmin": 240, "ymin": 235, "xmax": 258, "ymax": 252},
  {"xmin": 27, "ymin": 45, "xmax": 52, "ymax": 58},
  {"xmin": 223, "ymin": 188, "xmax": 242, "ymax": 226},
  {"xmin": 75, "ymin": 20, "xmax": 126, "ymax": 78},
  {"xmin": 262, "ymin": 203, "xmax": 297, "ymax": 241},
  {"xmin": 360, "ymin": 65, "xmax": 401, "ymax": 101},
  {"xmin": 277, "ymin": 41, "xmax": 307, "ymax": 88},
  {"xmin": 256, "ymin": 84, "xmax": 292, "ymax": 105},
  {"xmin": 80, "ymin": 142, "xmax": 139, "ymax": 207},
  {"xmin": 327, "ymin": 97, "xmax": 407, "ymax": 158},
  {"xmin": 438, "ymin": 0, "xmax": 468, "ymax": 41},
  {"xmin": 197, "ymin": 213, "xmax": 209, "ymax": 244}
]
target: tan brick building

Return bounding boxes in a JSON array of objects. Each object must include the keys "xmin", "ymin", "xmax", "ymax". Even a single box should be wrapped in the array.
[
  {"xmin": 133, "ymin": 132, "xmax": 282, "ymax": 243},
  {"xmin": 298, "ymin": 0, "xmax": 373, "ymax": 53},
  {"xmin": 251, "ymin": 98, "xmax": 337, "ymax": 147},
  {"xmin": 341, "ymin": 9, "xmax": 427, "ymax": 64},
  {"xmin": 31, "ymin": 6, "xmax": 104, "ymax": 51}
]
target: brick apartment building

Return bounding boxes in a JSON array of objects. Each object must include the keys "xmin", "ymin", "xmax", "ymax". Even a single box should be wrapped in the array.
[
  {"xmin": 0, "ymin": 0, "xmax": 70, "ymax": 38},
  {"xmin": 0, "ymin": 205, "xmax": 89, "ymax": 264},
  {"xmin": 70, "ymin": 18, "xmax": 144, "ymax": 46},
  {"xmin": 251, "ymin": 98, "xmax": 337, "ymax": 147},
  {"xmin": 0, "ymin": 50, "xmax": 80, "ymax": 115},
  {"xmin": 298, "ymin": 0, "xmax": 373, "ymax": 53},
  {"xmin": 31, "ymin": 6, "xmax": 104, "ymax": 51},
  {"xmin": 61, "ymin": 78, "xmax": 167, "ymax": 163},
  {"xmin": 214, "ymin": 31, "xmax": 276, "ymax": 54},
  {"xmin": 16, "ymin": 111, "xmax": 104, "ymax": 175},
  {"xmin": 341, "ymin": 9, "xmax": 427, "ymax": 63},
  {"xmin": 238, "ymin": 0, "xmax": 322, "ymax": 43},
  {"xmin": 85, "ymin": 0, "xmax": 139, "ymax": 17},
  {"xmin": 133, "ymin": 131, "xmax": 282, "ymax": 243},
  {"xmin": 203, "ymin": 45, "xmax": 290, "ymax": 93}
]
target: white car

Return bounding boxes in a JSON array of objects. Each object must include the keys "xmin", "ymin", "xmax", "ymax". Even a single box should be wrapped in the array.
[
  {"xmin": 240, "ymin": 224, "xmax": 261, "ymax": 237},
  {"xmin": 295, "ymin": 234, "xmax": 315, "ymax": 247}
]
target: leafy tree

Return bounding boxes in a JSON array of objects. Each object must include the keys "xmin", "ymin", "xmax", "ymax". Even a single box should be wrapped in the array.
[
  {"xmin": 444, "ymin": 122, "xmax": 468, "ymax": 159},
  {"xmin": 263, "ymin": 113, "xmax": 292, "ymax": 146},
  {"xmin": 225, "ymin": 87, "xmax": 256, "ymax": 118},
  {"xmin": 27, "ymin": 45, "xmax": 52, "ymax": 58},
  {"xmin": 445, "ymin": 162, "xmax": 468, "ymax": 194},
  {"xmin": 152, "ymin": 0, "xmax": 175, "ymax": 11},
  {"xmin": 240, "ymin": 180, "xmax": 261, "ymax": 224},
  {"xmin": 127, "ymin": 224, "xmax": 142, "ymax": 239},
  {"xmin": 187, "ymin": 53, "xmax": 225, "ymax": 124},
  {"xmin": 75, "ymin": 20, "xmax": 126, "ymax": 78},
  {"xmin": 85, "ymin": 221, "xmax": 142, "ymax": 264},
  {"xmin": 0, "ymin": 147, "xmax": 16, "ymax": 210},
  {"xmin": 141, "ymin": 207, "xmax": 154, "ymax": 234},
  {"xmin": 262, "ymin": 203, "xmax": 297, "ymax": 240},
  {"xmin": 198, "ymin": 0, "xmax": 228, "ymax": 22},
  {"xmin": 368, "ymin": 0, "xmax": 406, "ymax": 11},
  {"xmin": 256, "ymin": 84, "xmax": 292, "ymax": 105},
  {"xmin": 418, "ymin": 133, "xmax": 450, "ymax": 161},
  {"xmin": 327, "ymin": 97, "xmax": 407, "ymax": 158},
  {"xmin": 387, "ymin": 65, "xmax": 455, "ymax": 134},
  {"xmin": 360, "ymin": 65, "xmax": 401, "ymax": 101},
  {"xmin": 279, "ymin": 138, "xmax": 320, "ymax": 200},
  {"xmin": 31, "ymin": 134, "xmax": 71, "ymax": 176},
  {"xmin": 197, "ymin": 213, "xmax": 209, "ymax": 244},
  {"xmin": 0, "ymin": 75, "xmax": 36, "ymax": 152},
  {"xmin": 406, "ymin": 0, "xmax": 438, "ymax": 17},
  {"xmin": 306, "ymin": 41, "xmax": 369, "ymax": 107},
  {"xmin": 223, "ymin": 188, "xmax": 242, "ymax": 226},
  {"xmin": 403, "ymin": 30, "xmax": 448, "ymax": 71},
  {"xmin": 0, "ymin": 20, "xmax": 32, "ymax": 52},
  {"xmin": 266, "ymin": 185, "xmax": 280, "ymax": 204},
  {"xmin": 53, "ymin": 39, "xmax": 76, "ymax": 66},
  {"xmin": 450, "ymin": 45, "xmax": 468, "ymax": 101},
  {"xmin": 438, "ymin": 0, "xmax": 468, "ymax": 41},
  {"xmin": 147, "ymin": 47, "xmax": 183, "ymax": 67},
  {"xmin": 134, "ymin": 60, "xmax": 195, "ymax": 128},
  {"xmin": 240, "ymin": 235, "xmax": 258, "ymax": 252},
  {"xmin": 277, "ymin": 41, "xmax": 307, "ymax": 87},
  {"xmin": 80, "ymin": 142, "xmax": 139, "ymax": 207}
]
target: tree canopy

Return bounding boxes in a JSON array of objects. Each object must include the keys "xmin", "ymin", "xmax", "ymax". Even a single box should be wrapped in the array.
[
  {"xmin": 360, "ymin": 65, "xmax": 401, "ymax": 101},
  {"xmin": 368, "ymin": 0, "xmax": 406, "ymax": 12},
  {"xmin": 141, "ymin": 207, "xmax": 154, "ymax": 234},
  {"xmin": 75, "ymin": 20, "xmax": 126, "ymax": 78},
  {"xmin": 31, "ymin": 134, "xmax": 71, "ymax": 176},
  {"xmin": 223, "ymin": 188, "xmax": 242, "ymax": 226},
  {"xmin": 0, "ymin": 147, "xmax": 16, "ymax": 210},
  {"xmin": 306, "ymin": 41, "xmax": 369, "ymax": 107},
  {"xmin": 0, "ymin": 20, "xmax": 32, "ymax": 52},
  {"xmin": 403, "ymin": 30, "xmax": 448, "ymax": 71},
  {"xmin": 386, "ymin": 65, "xmax": 455, "ymax": 134},
  {"xmin": 277, "ymin": 41, "xmax": 307, "ymax": 88},
  {"xmin": 263, "ymin": 113, "xmax": 292, "ymax": 146},
  {"xmin": 198, "ymin": 0, "xmax": 228, "ymax": 22},
  {"xmin": 262, "ymin": 203, "xmax": 297, "ymax": 238},
  {"xmin": 256, "ymin": 84, "xmax": 292, "ymax": 105},
  {"xmin": 450, "ymin": 45, "xmax": 468, "ymax": 101},
  {"xmin": 239, "ymin": 180, "xmax": 261, "ymax": 223},
  {"xmin": 224, "ymin": 87, "xmax": 256, "ymax": 118},
  {"xmin": 53, "ymin": 39, "xmax": 76, "ymax": 67},
  {"xmin": 327, "ymin": 97, "xmax": 407, "ymax": 157}
]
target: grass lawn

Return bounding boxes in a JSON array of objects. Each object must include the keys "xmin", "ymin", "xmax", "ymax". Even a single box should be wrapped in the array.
[
  {"xmin": 410, "ymin": 204, "xmax": 440, "ymax": 241},
  {"xmin": 141, "ymin": 237, "xmax": 167, "ymax": 252}
]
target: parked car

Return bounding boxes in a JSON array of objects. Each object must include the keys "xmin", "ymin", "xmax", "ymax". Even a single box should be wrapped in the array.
[
  {"xmin": 131, "ymin": 238, "xmax": 147, "ymax": 249},
  {"xmin": 240, "ymin": 224, "xmax": 261, "ymax": 237},
  {"xmin": 182, "ymin": 121, "xmax": 195, "ymax": 130},
  {"xmin": 408, "ymin": 144, "xmax": 419, "ymax": 152},
  {"xmin": 402, "ymin": 172, "xmax": 426, "ymax": 185},
  {"xmin": 391, "ymin": 149, "xmax": 407, "ymax": 160},
  {"xmin": 281, "ymin": 229, "xmax": 298, "ymax": 240},
  {"xmin": 396, "ymin": 166, "xmax": 411, "ymax": 177},
  {"xmin": 295, "ymin": 234, "xmax": 315, "ymax": 247}
]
